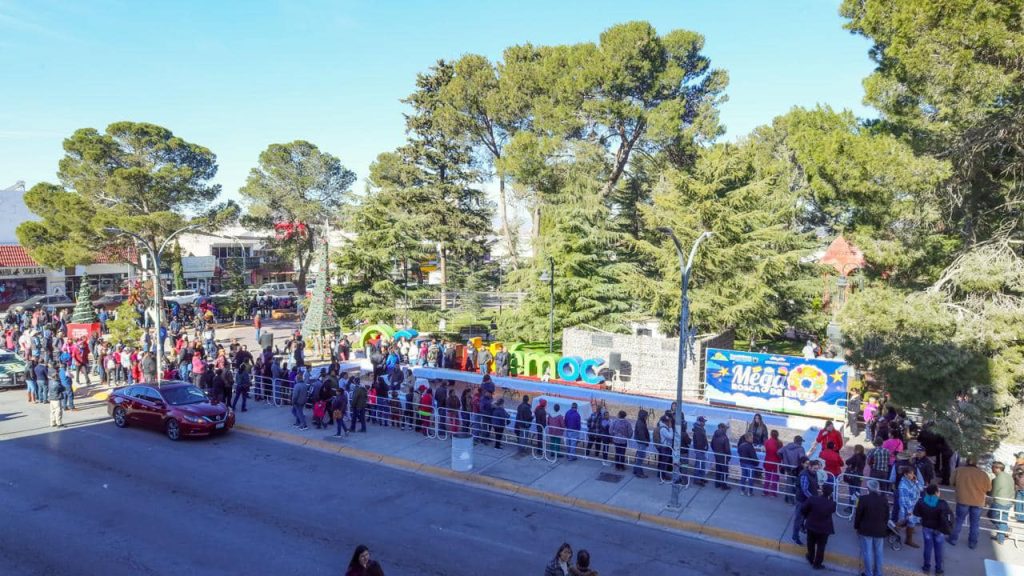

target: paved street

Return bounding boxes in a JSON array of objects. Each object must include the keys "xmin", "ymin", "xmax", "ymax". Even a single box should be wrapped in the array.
[{"xmin": 0, "ymin": 392, "xmax": 840, "ymax": 576}]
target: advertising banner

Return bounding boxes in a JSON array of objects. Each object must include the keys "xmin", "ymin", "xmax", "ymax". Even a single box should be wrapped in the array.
[{"xmin": 704, "ymin": 348, "xmax": 848, "ymax": 420}]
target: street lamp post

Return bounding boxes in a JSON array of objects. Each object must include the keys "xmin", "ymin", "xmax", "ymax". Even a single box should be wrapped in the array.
[
  {"xmin": 538, "ymin": 257, "xmax": 555, "ymax": 353},
  {"xmin": 658, "ymin": 227, "xmax": 713, "ymax": 509},
  {"xmin": 105, "ymin": 223, "xmax": 204, "ymax": 385}
]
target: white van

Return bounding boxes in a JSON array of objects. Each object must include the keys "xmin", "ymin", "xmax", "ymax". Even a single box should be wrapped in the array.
[{"xmin": 258, "ymin": 282, "xmax": 299, "ymax": 297}]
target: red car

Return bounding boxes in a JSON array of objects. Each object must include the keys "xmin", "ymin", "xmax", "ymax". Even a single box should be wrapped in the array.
[{"xmin": 107, "ymin": 381, "xmax": 235, "ymax": 441}]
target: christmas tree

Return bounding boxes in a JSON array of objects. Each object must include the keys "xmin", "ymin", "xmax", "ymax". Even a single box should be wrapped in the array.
[
  {"xmin": 301, "ymin": 236, "xmax": 339, "ymax": 356},
  {"xmin": 71, "ymin": 276, "xmax": 98, "ymax": 324}
]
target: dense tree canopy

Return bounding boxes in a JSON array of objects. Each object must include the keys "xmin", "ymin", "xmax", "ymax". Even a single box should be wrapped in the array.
[
  {"xmin": 240, "ymin": 140, "xmax": 356, "ymax": 292},
  {"xmin": 18, "ymin": 122, "xmax": 226, "ymax": 267},
  {"xmin": 839, "ymin": 0, "xmax": 1024, "ymax": 449}
]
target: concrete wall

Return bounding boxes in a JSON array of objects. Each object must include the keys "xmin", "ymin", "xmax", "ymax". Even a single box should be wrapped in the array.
[{"xmin": 561, "ymin": 328, "xmax": 734, "ymax": 400}]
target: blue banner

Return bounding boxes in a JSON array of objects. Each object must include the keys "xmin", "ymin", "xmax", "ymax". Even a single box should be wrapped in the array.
[{"xmin": 704, "ymin": 348, "xmax": 848, "ymax": 419}]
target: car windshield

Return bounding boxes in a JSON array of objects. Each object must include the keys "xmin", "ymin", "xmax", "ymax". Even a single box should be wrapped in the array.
[
  {"xmin": 161, "ymin": 385, "xmax": 209, "ymax": 406},
  {"xmin": 0, "ymin": 354, "xmax": 16, "ymax": 363}
]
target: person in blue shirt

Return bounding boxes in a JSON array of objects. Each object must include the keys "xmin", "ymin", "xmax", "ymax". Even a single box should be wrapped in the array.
[{"xmin": 59, "ymin": 362, "xmax": 75, "ymax": 411}]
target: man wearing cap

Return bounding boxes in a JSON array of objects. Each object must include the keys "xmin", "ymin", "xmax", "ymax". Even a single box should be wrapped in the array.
[
  {"xmin": 854, "ymin": 479, "xmax": 890, "ymax": 576},
  {"xmin": 911, "ymin": 444, "xmax": 936, "ymax": 486}
]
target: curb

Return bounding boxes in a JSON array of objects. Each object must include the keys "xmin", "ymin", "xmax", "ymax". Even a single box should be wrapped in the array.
[{"xmin": 236, "ymin": 423, "xmax": 922, "ymax": 576}]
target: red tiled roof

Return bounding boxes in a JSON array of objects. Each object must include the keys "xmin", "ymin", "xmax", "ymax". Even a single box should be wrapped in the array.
[
  {"xmin": 819, "ymin": 236, "xmax": 865, "ymax": 276},
  {"xmin": 0, "ymin": 244, "xmax": 40, "ymax": 267},
  {"xmin": 93, "ymin": 244, "xmax": 139, "ymax": 265}
]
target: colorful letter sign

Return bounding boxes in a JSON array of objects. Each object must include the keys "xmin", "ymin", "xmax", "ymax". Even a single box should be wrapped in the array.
[{"xmin": 704, "ymin": 348, "xmax": 848, "ymax": 419}]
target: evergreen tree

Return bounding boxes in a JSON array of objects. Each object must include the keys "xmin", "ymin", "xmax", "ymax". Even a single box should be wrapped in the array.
[
  {"xmin": 71, "ymin": 276, "xmax": 98, "ymax": 324},
  {"xmin": 107, "ymin": 301, "xmax": 142, "ymax": 346},
  {"xmin": 302, "ymin": 236, "xmax": 339, "ymax": 344},
  {"xmin": 368, "ymin": 61, "xmax": 494, "ymax": 311},
  {"xmin": 334, "ymin": 187, "xmax": 426, "ymax": 326},
  {"xmin": 16, "ymin": 122, "xmax": 232, "ymax": 268},
  {"xmin": 239, "ymin": 140, "xmax": 356, "ymax": 293},
  {"xmin": 219, "ymin": 260, "xmax": 248, "ymax": 324},
  {"xmin": 499, "ymin": 141, "xmax": 635, "ymax": 341}
]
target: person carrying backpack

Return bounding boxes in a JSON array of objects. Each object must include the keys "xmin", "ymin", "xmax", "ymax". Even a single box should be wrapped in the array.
[{"xmin": 914, "ymin": 483, "xmax": 952, "ymax": 575}]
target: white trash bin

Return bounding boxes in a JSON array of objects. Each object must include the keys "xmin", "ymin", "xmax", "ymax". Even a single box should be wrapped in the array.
[{"xmin": 451, "ymin": 432, "xmax": 474, "ymax": 472}]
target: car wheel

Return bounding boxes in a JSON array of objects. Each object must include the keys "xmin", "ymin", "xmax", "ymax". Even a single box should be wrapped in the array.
[
  {"xmin": 166, "ymin": 419, "xmax": 181, "ymax": 441},
  {"xmin": 113, "ymin": 407, "xmax": 128, "ymax": 428}
]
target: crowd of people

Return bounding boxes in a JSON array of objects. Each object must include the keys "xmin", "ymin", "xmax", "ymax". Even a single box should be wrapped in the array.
[
  {"xmin": 277, "ymin": 352, "xmax": 1023, "ymax": 575},
  {"xmin": 7, "ymin": 302, "xmax": 1023, "ymax": 575}
]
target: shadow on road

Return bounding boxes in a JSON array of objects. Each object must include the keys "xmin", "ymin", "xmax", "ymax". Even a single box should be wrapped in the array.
[{"xmin": 0, "ymin": 411, "xmax": 25, "ymax": 422}]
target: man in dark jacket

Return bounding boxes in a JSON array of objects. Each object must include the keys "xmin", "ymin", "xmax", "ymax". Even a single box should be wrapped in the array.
[
  {"xmin": 494, "ymin": 345, "xmax": 510, "ymax": 377},
  {"xmin": 801, "ymin": 484, "xmax": 837, "ymax": 569},
  {"xmin": 911, "ymin": 444, "xmax": 936, "ymax": 486},
  {"xmin": 331, "ymin": 387, "xmax": 349, "ymax": 437},
  {"xmin": 692, "ymin": 417, "xmax": 710, "ymax": 486},
  {"xmin": 47, "ymin": 364, "xmax": 65, "ymax": 428},
  {"xmin": 490, "ymin": 398, "xmax": 508, "ymax": 449},
  {"xmin": 515, "ymin": 395, "xmax": 533, "ymax": 453},
  {"xmin": 854, "ymin": 479, "xmax": 890, "ymax": 576},
  {"xmin": 737, "ymin": 433, "xmax": 759, "ymax": 496},
  {"xmin": 792, "ymin": 458, "xmax": 821, "ymax": 545},
  {"xmin": 34, "ymin": 361, "xmax": 49, "ymax": 405},
  {"xmin": 351, "ymin": 382, "xmax": 368, "ymax": 432},
  {"xmin": 710, "ymin": 423, "xmax": 732, "ymax": 490},
  {"xmin": 633, "ymin": 410, "xmax": 651, "ymax": 478},
  {"xmin": 533, "ymin": 399, "xmax": 548, "ymax": 450},
  {"xmin": 565, "ymin": 403, "xmax": 582, "ymax": 461}
]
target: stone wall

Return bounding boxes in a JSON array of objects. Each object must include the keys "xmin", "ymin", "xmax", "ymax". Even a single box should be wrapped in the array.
[{"xmin": 561, "ymin": 328, "xmax": 734, "ymax": 400}]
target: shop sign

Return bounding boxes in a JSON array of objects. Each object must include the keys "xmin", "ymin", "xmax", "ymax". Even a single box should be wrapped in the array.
[{"xmin": 0, "ymin": 266, "xmax": 47, "ymax": 279}]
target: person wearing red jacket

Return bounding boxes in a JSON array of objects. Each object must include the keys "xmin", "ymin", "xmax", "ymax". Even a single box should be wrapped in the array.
[
  {"xmin": 763, "ymin": 429, "xmax": 784, "ymax": 496},
  {"xmin": 820, "ymin": 441, "xmax": 844, "ymax": 480},
  {"xmin": 417, "ymin": 385, "xmax": 433, "ymax": 436},
  {"xmin": 72, "ymin": 340, "xmax": 91, "ymax": 386},
  {"xmin": 130, "ymin": 359, "xmax": 143, "ymax": 385},
  {"xmin": 812, "ymin": 419, "xmax": 844, "ymax": 456}
]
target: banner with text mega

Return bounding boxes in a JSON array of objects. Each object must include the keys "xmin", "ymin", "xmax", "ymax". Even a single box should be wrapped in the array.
[{"xmin": 704, "ymin": 348, "xmax": 848, "ymax": 420}]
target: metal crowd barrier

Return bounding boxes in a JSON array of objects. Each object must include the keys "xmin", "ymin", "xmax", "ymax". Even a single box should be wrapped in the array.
[{"xmin": 241, "ymin": 375, "xmax": 1024, "ymax": 543}]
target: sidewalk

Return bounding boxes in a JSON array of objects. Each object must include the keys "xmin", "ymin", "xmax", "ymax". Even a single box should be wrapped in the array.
[{"xmin": 233, "ymin": 400, "xmax": 1022, "ymax": 576}]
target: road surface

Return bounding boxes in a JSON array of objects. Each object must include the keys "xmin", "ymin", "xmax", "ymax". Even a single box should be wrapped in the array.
[{"xmin": 0, "ymin": 416, "xmax": 842, "ymax": 575}]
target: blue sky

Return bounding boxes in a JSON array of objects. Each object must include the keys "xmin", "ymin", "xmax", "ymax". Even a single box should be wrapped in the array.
[{"xmin": 0, "ymin": 0, "xmax": 874, "ymax": 202}]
